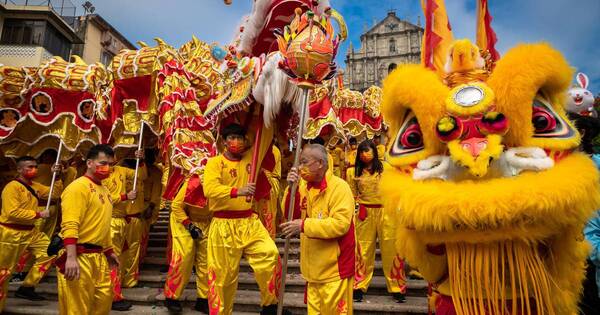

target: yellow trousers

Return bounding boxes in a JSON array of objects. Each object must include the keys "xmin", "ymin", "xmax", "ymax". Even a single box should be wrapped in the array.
[
  {"xmin": 307, "ymin": 277, "xmax": 353, "ymax": 315},
  {"xmin": 109, "ymin": 217, "xmax": 127, "ymax": 301},
  {"xmin": 164, "ymin": 212, "xmax": 210, "ymax": 300},
  {"xmin": 57, "ymin": 252, "xmax": 112, "ymax": 315},
  {"xmin": 121, "ymin": 216, "xmax": 143, "ymax": 288},
  {"xmin": 15, "ymin": 205, "xmax": 59, "ymax": 275},
  {"xmin": 207, "ymin": 215, "xmax": 281, "ymax": 314},
  {"xmin": 0, "ymin": 225, "xmax": 54, "ymax": 312},
  {"xmin": 354, "ymin": 206, "xmax": 407, "ymax": 294},
  {"xmin": 256, "ymin": 198, "xmax": 277, "ymax": 239},
  {"xmin": 138, "ymin": 218, "xmax": 152, "ymax": 267}
]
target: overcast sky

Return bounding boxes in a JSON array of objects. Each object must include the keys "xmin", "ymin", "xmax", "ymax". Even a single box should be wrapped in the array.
[{"xmin": 71, "ymin": 0, "xmax": 599, "ymax": 90}]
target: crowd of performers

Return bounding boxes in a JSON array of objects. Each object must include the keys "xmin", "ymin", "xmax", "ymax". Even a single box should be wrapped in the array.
[{"xmin": 0, "ymin": 120, "xmax": 408, "ymax": 314}]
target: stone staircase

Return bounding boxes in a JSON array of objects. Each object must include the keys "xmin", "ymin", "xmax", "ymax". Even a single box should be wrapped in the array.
[{"xmin": 4, "ymin": 211, "xmax": 430, "ymax": 314}]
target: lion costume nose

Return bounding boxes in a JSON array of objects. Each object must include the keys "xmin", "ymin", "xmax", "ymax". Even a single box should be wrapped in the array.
[{"xmin": 460, "ymin": 137, "xmax": 488, "ymax": 157}]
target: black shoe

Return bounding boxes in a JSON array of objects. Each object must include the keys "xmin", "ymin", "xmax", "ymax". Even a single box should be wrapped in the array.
[
  {"xmin": 353, "ymin": 289, "xmax": 364, "ymax": 302},
  {"xmin": 10, "ymin": 272, "xmax": 27, "ymax": 283},
  {"xmin": 160, "ymin": 265, "xmax": 170, "ymax": 273},
  {"xmin": 194, "ymin": 298, "xmax": 209, "ymax": 313},
  {"xmin": 260, "ymin": 304, "xmax": 292, "ymax": 315},
  {"xmin": 392, "ymin": 293, "xmax": 406, "ymax": 303},
  {"xmin": 165, "ymin": 298, "xmax": 182, "ymax": 313},
  {"xmin": 15, "ymin": 286, "xmax": 46, "ymax": 301},
  {"xmin": 111, "ymin": 300, "xmax": 133, "ymax": 311}
]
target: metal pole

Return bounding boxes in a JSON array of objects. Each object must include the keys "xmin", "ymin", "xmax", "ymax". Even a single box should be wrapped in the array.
[
  {"xmin": 277, "ymin": 87, "xmax": 310, "ymax": 315},
  {"xmin": 131, "ymin": 120, "xmax": 144, "ymax": 202},
  {"xmin": 44, "ymin": 139, "xmax": 63, "ymax": 213}
]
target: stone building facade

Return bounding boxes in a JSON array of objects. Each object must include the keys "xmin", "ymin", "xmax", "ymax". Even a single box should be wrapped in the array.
[{"xmin": 344, "ymin": 11, "xmax": 424, "ymax": 91}]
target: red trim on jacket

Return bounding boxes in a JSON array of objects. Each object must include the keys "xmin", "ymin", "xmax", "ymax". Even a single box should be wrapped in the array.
[
  {"xmin": 337, "ymin": 220, "xmax": 356, "ymax": 279},
  {"xmin": 306, "ymin": 176, "xmax": 327, "ymax": 192}
]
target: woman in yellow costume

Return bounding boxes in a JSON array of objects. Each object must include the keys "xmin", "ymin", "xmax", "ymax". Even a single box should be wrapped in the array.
[
  {"xmin": 380, "ymin": 39, "xmax": 600, "ymax": 315},
  {"xmin": 347, "ymin": 139, "xmax": 407, "ymax": 303}
]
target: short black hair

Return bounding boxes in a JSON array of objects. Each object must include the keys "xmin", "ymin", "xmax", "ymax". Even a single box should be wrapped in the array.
[
  {"xmin": 308, "ymin": 137, "xmax": 325, "ymax": 146},
  {"xmin": 16, "ymin": 156, "xmax": 36, "ymax": 165},
  {"xmin": 221, "ymin": 123, "xmax": 246, "ymax": 139},
  {"xmin": 86, "ymin": 144, "xmax": 115, "ymax": 160},
  {"xmin": 349, "ymin": 137, "xmax": 357, "ymax": 145}
]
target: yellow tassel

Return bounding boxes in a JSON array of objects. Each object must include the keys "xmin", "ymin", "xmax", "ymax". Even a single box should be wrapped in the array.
[{"xmin": 447, "ymin": 241, "xmax": 555, "ymax": 315}]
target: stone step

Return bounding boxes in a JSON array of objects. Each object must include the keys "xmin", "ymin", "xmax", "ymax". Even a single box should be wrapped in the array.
[
  {"xmin": 7, "ymin": 283, "xmax": 429, "ymax": 314},
  {"xmin": 144, "ymin": 245, "xmax": 383, "ymax": 261},
  {"xmin": 134, "ymin": 271, "xmax": 427, "ymax": 297},
  {"xmin": 36, "ymin": 267, "xmax": 426, "ymax": 298},
  {"xmin": 141, "ymin": 256, "xmax": 387, "ymax": 277},
  {"xmin": 2, "ymin": 299, "xmax": 258, "ymax": 315}
]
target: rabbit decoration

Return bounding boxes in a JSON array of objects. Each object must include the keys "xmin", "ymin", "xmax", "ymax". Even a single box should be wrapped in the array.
[{"xmin": 566, "ymin": 72, "xmax": 597, "ymax": 117}]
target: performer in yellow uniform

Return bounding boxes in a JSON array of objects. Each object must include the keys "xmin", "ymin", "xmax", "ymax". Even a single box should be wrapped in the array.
[
  {"xmin": 140, "ymin": 149, "xmax": 162, "ymax": 266},
  {"xmin": 12, "ymin": 150, "xmax": 63, "ymax": 282},
  {"xmin": 256, "ymin": 144, "xmax": 282, "ymax": 238},
  {"xmin": 345, "ymin": 137, "xmax": 358, "ymax": 170},
  {"xmin": 328, "ymin": 140, "xmax": 344, "ymax": 178},
  {"xmin": 373, "ymin": 136, "xmax": 386, "ymax": 161},
  {"xmin": 0, "ymin": 156, "xmax": 62, "ymax": 309},
  {"xmin": 163, "ymin": 176, "xmax": 211, "ymax": 313},
  {"xmin": 204, "ymin": 123, "xmax": 287, "ymax": 315},
  {"xmin": 103, "ymin": 151, "xmax": 140, "ymax": 311},
  {"xmin": 120, "ymin": 158, "xmax": 147, "ymax": 289},
  {"xmin": 346, "ymin": 140, "xmax": 407, "ymax": 303},
  {"xmin": 281, "ymin": 144, "xmax": 356, "ymax": 315},
  {"xmin": 57, "ymin": 144, "xmax": 120, "ymax": 315}
]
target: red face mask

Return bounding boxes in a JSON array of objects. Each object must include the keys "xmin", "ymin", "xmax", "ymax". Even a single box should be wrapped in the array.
[
  {"xmin": 94, "ymin": 164, "xmax": 111, "ymax": 180},
  {"xmin": 360, "ymin": 150, "xmax": 374, "ymax": 163},
  {"xmin": 23, "ymin": 168, "xmax": 38, "ymax": 180},
  {"xmin": 226, "ymin": 139, "xmax": 245, "ymax": 154}
]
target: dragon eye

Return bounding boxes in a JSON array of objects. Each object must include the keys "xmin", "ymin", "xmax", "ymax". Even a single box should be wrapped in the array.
[{"xmin": 390, "ymin": 110, "xmax": 425, "ymax": 156}]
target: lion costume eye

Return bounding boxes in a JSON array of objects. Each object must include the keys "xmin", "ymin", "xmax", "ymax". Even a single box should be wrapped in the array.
[
  {"xmin": 531, "ymin": 95, "xmax": 575, "ymax": 139},
  {"xmin": 391, "ymin": 110, "xmax": 424, "ymax": 156}
]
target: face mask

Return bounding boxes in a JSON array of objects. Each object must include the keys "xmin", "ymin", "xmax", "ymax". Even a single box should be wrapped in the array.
[
  {"xmin": 360, "ymin": 150, "xmax": 374, "ymax": 163},
  {"xmin": 299, "ymin": 165, "xmax": 318, "ymax": 182},
  {"xmin": 94, "ymin": 164, "xmax": 111, "ymax": 180},
  {"xmin": 23, "ymin": 168, "xmax": 38, "ymax": 180},
  {"xmin": 226, "ymin": 139, "xmax": 245, "ymax": 154}
]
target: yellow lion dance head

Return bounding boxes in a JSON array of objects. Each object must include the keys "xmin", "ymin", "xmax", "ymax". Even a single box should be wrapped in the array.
[{"xmin": 381, "ymin": 40, "xmax": 600, "ymax": 314}]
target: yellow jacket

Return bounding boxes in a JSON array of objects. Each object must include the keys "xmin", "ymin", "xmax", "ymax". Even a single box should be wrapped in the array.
[
  {"xmin": 376, "ymin": 144, "xmax": 385, "ymax": 161},
  {"xmin": 60, "ymin": 176, "xmax": 113, "ymax": 250},
  {"xmin": 204, "ymin": 152, "xmax": 253, "ymax": 212},
  {"xmin": 63, "ymin": 166, "xmax": 79, "ymax": 187},
  {"xmin": 345, "ymin": 169, "xmax": 382, "ymax": 205},
  {"xmin": 287, "ymin": 173, "xmax": 355, "ymax": 283},
  {"xmin": 144, "ymin": 164, "xmax": 163, "ymax": 224},
  {"xmin": 171, "ymin": 178, "xmax": 211, "ymax": 236},
  {"xmin": 125, "ymin": 164, "xmax": 148, "ymax": 215},
  {"xmin": 103, "ymin": 165, "xmax": 136, "ymax": 217},
  {"xmin": 0, "ymin": 179, "xmax": 62, "ymax": 225},
  {"xmin": 345, "ymin": 148, "xmax": 357, "ymax": 167}
]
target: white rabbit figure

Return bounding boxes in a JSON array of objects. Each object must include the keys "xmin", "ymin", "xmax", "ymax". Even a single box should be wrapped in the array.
[{"xmin": 566, "ymin": 72, "xmax": 597, "ymax": 117}]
